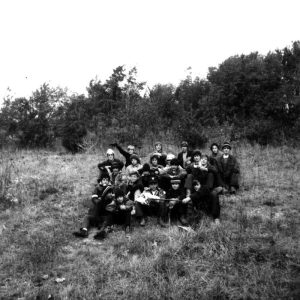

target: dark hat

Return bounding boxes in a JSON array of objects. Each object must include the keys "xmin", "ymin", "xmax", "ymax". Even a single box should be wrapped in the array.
[
  {"xmin": 170, "ymin": 158, "xmax": 179, "ymax": 166},
  {"xmin": 210, "ymin": 143, "xmax": 219, "ymax": 151},
  {"xmin": 181, "ymin": 141, "xmax": 188, "ymax": 147},
  {"xmin": 141, "ymin": 163, "xmax": 151, "ymax": 173},
  {"xmin": 149, "ymin": 176, "xmax": 158, "ymax": 184},
  {"xmin": 222, "ymin": 142, "xmax": 231, "ymax": 150},
  {"xmin": 115, "ymin": 188, "xmax": 125, "ymax": 198},
  {"xmin": 130, "ymin": 154, "xmax": 140, "ymax": 163},
  {"xmin": 170, "ymin": 177, "xmax": 181, "ymax": 184}
]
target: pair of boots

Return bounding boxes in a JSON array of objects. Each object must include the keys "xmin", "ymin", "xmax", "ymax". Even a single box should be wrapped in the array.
[{"xmin": 139, "ymin": 217, "xmax": 168, "ymax": 228}]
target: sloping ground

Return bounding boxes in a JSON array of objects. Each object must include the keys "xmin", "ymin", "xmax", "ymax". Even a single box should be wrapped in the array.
[{"xmin": 0, "ymin": 145, "xmax": 299, "ymax": 300}]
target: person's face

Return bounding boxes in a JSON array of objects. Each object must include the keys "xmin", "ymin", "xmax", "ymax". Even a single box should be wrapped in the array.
[
  {"xmin": 107, "ymin": 154, "xmax": 114, "ymax": 161},
  {"xmin": 182, "ymin": 146, "xmax": 188, "ymax": 153},
  {"xmin": 116, "ymin": 196, "xmax": 124, "ymax": 203},
  {"xmin": 151, "ymin": 158, "xmax": 158, "ymax": 166},
  {"xmin": 200, "ymin": 157, "xmax": 208, "ymax": 166},
  {"xmin": 194, "ymin": 155, "xmax": 200, "ymax": 162},
  {"xmin": 212, "ymin": 145, "xmax": 218, "ymax": 154},
  {"xmin": 194, "ymin": 183, "xmax": 201, "ymax": 191},
  {"xmin": 223, "ymin": 147, "xmax": 230, "ymax": 155},
  {"xmin": 131, "ymin": 158, "xmax": 138, "ymax": 166},
  {"xmin": 130, "ymin": 174, "xmax": 138, "ymax": 183},
  {"xmin": 121, "ymin": 175, "xmax": 127, "ymax": 183},
  {"xmin": 128, "ymin": 146, "xmax": 135, "ymax": 155},
  {"xmin": 149, "ymin": 183, "xmax": 157, "ymax": 190},
  {"xmin": 171, "ymin": 183, "xmax": 180, "ymax": 190},
  {"xmin": 166, "ymin": 160, "xmax": 171, "ymax": 166},
  {"xmin": 101, "ymin": 178, "xmax": 109, "ymax": 186},
  {"xmin": 155, "ymin": 144, "xmax": 162, "ymax": 151}
]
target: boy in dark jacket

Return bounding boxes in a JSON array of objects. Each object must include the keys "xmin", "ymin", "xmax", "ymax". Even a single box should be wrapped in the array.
[
  {"xmin": 177, "ymin": 141, "xmax": 193, "ymax": 169},
  {"xmin": 166, "ymin": 177, "xmax": 191, "ymax": 225},
  {"xmin": 182, "ymin": 179, "xmax": 221, "ymax": 225},
  {"xmin": 185, "ymin": 151, "xmax": 217, "ymax": 196},
  {"xmin": 215, "ymin": 142, "xmax": 240, "ymax": 194},
  {"xmin": 97, "ymin": 148, "xmax": 124, "ymax": 179},
  {"xmin": 110, "ymin": 143, "xmax": 136, "ymax": 167},
  {"xmin": 73, "ymin": 176, "xmax": 114, "ymax": 238},
  {"xmin": 102, "ymin": 188, "xmax": 134, "ymax": 236}
]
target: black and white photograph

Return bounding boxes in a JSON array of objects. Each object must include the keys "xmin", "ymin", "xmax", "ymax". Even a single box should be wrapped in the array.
[{"xmin": 0, "ymin": 0, "xmax": 299, "ymax": 299}]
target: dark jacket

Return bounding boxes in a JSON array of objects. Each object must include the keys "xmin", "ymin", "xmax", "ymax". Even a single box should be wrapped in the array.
[
  {"xmin": 126, "ymin": 181, "xmax": 144, "ymax": 201},
  {"xmin": 215, "ymin": 155, "xmax": 240, "ymax": 187},
  {"xmin": 186, "ymin": 162, "xmax": 217, "ymax": 189},
  {"xmin": 166, "ymin": 188, "xmax": 185, "ymax": 201},
  {"xmin": 115, "ymin": 144, "xmax": 132, "ymax": 167},
  {"xmin": 177, "ymin": 150, "xmax": 193, "ymax": 168}
]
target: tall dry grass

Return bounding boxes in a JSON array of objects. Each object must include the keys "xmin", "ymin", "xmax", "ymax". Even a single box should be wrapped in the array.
[{"xmin": 0, "ymin": 143, "xmax": 299, "ymax": 299}]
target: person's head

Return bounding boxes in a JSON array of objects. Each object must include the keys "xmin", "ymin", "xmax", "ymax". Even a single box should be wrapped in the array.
[
  {"xmin": 192, "ymin": 180, "xmax": 201, "ymax": 192},
  {"xmin": 106, "ymin": 148, "xmax": 115, "ymax": 161},
  {"xmin": 210, "ymin": 143, "xmax": 219, "ymax": 155},
  {"xmin": 166, "ymin": 153, "xmax": 175, "ymax": 166},
  {"xmin": 99, "ymin": 173, "xmax": 110, "ymax": 186},
  {"xmin": 170, "ymin": 158, "xmax": 179, "ymax": 174},
  {"xmin": 155, "ymin": 142, "xmax": 162, "ymax": 152},
  {"xmin": 105, "ymin": 187, "xmax": 115, "ymax": 200},
  {"xmin": 170, "ymin": 178, "xmax": 181, "ymax": 190},
  {"xmin": 222, "ymin": 142, "xmax": 231, "ymax": 155},
  {"xmin": 193, "ymin": 150, "xmax": 202, "ymax": 162},
  {"xmin": 181, "ymin": 141, "xmax": 188, "ymax": 153},
  {"xmin": 141, "ymin": 163, "xmax": 151, "ymax": 175},
  {"xmin": 200, "ymin": 154, "xmax": 208, "ymax": 166},
  {"xmin": 111, "ymin": 162, "xmax": 121, "ymax": 174},
  {"xmin": 148, "ymin": 176, "xmax": 158, "ymax": 190},
  {"xmin": 121, "ymin": 174, "xmax": 128, "ymax": 184},
  {"xmin": 115, "ymin": 188, "xmax": 125, "ymax": 204},
  {"xmin": 130, "ymin": 154, "xmax": 140, "ymax": 166},
  {"xmin": 127, "ymin": 145, "xmax": 135, "ymax": 155},
  {"xmin": 150, "ymin": 154, "xmax": 159, "ymax": 166},
  {"xmin": 129, "ymin": 171, "xmax": 139, "ymax": 183}
]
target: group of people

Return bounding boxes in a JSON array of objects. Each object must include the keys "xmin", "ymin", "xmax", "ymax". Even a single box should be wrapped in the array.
[{"xmin": 73, "ymin": 141, "xmax": 240, "ymax": 240}]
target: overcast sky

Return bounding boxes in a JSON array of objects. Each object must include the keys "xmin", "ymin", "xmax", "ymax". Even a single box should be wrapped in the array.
[{"xmin": 0, "ymin": 0, "xmax": 299, "ymax": 102}]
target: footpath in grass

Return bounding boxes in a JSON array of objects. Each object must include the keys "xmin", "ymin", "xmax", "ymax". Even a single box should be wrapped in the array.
[{"xmin": 0, "ymin": 145, "xmax": 299, "ymax": 299}]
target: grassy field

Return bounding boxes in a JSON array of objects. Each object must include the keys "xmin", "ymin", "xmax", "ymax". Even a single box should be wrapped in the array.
[{"xmin": 0, "ymin": 143, "xmax": 299, "ymax": 300}]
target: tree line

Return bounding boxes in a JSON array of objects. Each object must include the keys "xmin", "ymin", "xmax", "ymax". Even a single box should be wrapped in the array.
[{"xmin": 0, "ymin": 41, "xmax": 299, "ymax": 152}]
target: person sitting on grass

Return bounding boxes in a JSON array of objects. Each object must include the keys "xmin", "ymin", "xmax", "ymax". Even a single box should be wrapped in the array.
[
  {"xmin": 208, "ymin": 143, "xmax": 222, "ymax": 167},
  {"xmin": 215, "ymin": 142, "xmax": 240, "ymax": 194},
  {"xmin": 149, "ymin": 154, "xmax": 164, "ymax": 177},
  {"xmin": 125, "ymin": 154, "xmax": 143, "ymax": 176},
  {"xmin": 182, "ymin": 179, "xmax": 221, "ymax": 225},
  {"xmin": 97, "ymin": 148, "xmax": 124, "ymax": 179},
  {"xmin": 135, "ymin": 176, "xmax": 168, "ymax": 228},
  {"xmin": 72, "ymin": 178, "xmax": 114, "ymax": 239},
  {"xmin": 165, "ymin": 177, "xmax": 190, "ymax": 226},
  {"xmin": 150, "ymin": 142, "xmax": 167, "ymax": 166},
  {"xmin": 100, "ymin": 188, "xmax": 134, "ymax": 238},
  {"xmin": 184, "ymin": 151, "xmax": 217, "ymax": 197},
  {"xmin": 110, "ymin": 143, "xmax": 136, "ymax": 167},
  {"xmin": 126, "ymin": 170, "xmax": 144, "ymax": 223},
  {"xmin": 177, "ymin": 141, "xmax": 193, "ymax": 169}
]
